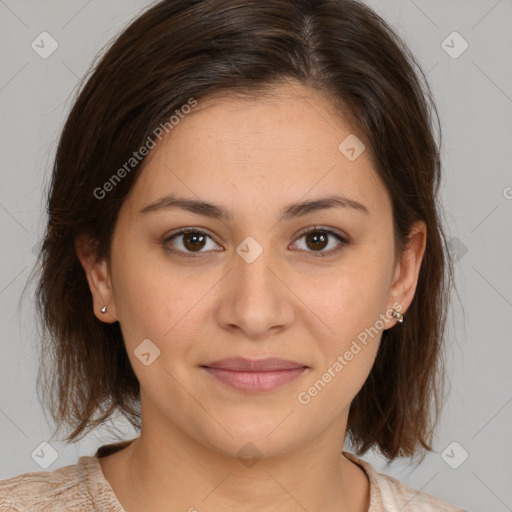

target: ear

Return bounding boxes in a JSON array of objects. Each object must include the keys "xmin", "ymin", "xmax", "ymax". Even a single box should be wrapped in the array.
[
  {"xmin": 75, "ymin": 234, "xmax": 118, "ymax": 323},
  {"xmin": 387, "ymin": 220, "xmax": 427, "ymax": 328}
]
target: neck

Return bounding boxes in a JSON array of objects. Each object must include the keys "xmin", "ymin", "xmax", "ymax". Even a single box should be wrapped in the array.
[
  {"xmin": 100, "ymin": 390, "xmax": 370, "ymax": 512},
  {"xmin": 99, "ymin": 401, "xmax": 370, "ymax": 512}
]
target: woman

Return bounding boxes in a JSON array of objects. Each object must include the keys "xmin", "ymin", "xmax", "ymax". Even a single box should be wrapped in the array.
[{"xmin": 0, "ymin": 0, "xmax": 466, "ymax": 510}]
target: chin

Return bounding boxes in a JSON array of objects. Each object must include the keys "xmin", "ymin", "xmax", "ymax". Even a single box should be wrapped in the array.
[{"xmin": 187, "ymin": 409, "xmax": 308, "ymax": 461}]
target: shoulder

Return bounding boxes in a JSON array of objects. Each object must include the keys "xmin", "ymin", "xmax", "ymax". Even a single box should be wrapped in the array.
[
  {"xmin": 343, "ymin": 451, "xmax": 469, "ymax": 512},
  {"xmin": 373, "ymin": 470, "xmax": 468, "ymax": 511},
  {"xmin": 0, "ymin": 458, "xmax": 95, "ymax": 512}
]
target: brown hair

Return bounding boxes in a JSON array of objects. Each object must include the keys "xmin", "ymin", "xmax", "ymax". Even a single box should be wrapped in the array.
[{"xmin": 31, "ymin": 0, "xmax": 454, "ymax": 461}]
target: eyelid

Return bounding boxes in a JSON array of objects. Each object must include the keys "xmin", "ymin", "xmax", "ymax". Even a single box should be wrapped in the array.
[
  {"xmin": 162, "ymin": 226, "xmax": 219, "ymax": 243},
  {"xmin": 290, "ymin": 225, "xmax": 349, "ymax": 257},
  {"xmin": 162, "ymin": 225, "xmax": 349, "ymax": 259},
  {"xmin": 294, "ymin": 225, "xmax": 349, "ymax": 242},
  {"xmin": 162, "ymin": 227, "xmax": 221, "ymax": 258}
]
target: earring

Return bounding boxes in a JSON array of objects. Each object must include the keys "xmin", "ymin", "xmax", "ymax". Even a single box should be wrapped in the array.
[
  {"xmin": 392, "ymin": 308, "xmax": 404, "ymax": 323},
  {"xmin": 100, "ymin": 306, "xmax": 107, "ymax": 314}
]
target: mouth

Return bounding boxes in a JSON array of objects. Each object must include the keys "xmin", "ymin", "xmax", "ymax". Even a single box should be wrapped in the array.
[{"xmin": 200, "ymin": 357, "xmax": 309, "ymax": 393}]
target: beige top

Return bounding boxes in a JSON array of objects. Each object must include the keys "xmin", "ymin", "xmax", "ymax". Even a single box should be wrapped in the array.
[{"xmin": 0, "ymin": 439, "xmax": 467, "ymax": 511}]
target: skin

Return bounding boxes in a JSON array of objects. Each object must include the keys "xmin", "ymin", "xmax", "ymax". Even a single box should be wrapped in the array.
[{"xmin": 76, "ymin": 81, "xmax": 426, "ymax": 512}]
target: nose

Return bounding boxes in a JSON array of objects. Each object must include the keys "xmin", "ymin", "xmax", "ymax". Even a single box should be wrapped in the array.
[{"xmin": 215, "ymin": 238, "xmax": 295, "ymax": 340}]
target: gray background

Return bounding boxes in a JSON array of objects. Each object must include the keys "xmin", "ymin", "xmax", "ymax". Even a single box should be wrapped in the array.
[{"xmin": 1, "ymin": 1, "xmax": 511, "ymax": 510}]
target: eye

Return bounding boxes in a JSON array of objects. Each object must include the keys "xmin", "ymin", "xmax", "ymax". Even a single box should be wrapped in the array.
[
  {"xmin": 163, "ymin": 228, "xmax": 221, "ymax": 258},
  {"xmin": 291, "ymin": 226, "xmax": 348, "ymax": 258},
  {"xmin": 162, "ymin": 226, "xmax": 349, "ymax": 259}
]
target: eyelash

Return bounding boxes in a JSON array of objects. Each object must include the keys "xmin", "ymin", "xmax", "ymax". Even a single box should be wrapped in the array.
[{"xmin": 162, "ymin": 226, "xmax": 349, "ymax": 259}]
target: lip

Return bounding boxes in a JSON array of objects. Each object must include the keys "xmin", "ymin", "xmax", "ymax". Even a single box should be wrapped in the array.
[
  {"xmin": 203, "ymin": 357, "xmax": 307, "ymax": 372},
  {"xmin": 201, "ymin": 357, "xmax": 309, "ymax": 393}
]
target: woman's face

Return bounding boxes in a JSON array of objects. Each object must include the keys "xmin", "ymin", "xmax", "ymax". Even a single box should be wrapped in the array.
[{"xmin": 84, "ymin": 82, "xmax": 425, "ymax": 458}]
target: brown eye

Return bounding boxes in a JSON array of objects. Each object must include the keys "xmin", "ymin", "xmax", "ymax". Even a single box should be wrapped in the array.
[
  {"xmin": 305, "ymin": 231, "xmax": 329, "ymax": 251},
  {"xmin": 163, "ymin": 229, "xmax": 220, "ymax": 258},
  {"xmin": 182, "ymin": 232, "xmax": 207, "ymax": 251},
  {"xmin": 163, "ymin": 226, "xmax": 348, "ymax": 260},
  {"xmin": 292, "ymin": 227, "xmax": 348, "ymax": 257}
]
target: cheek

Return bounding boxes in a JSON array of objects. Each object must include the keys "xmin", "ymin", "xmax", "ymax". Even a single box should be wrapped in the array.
[
  {"xmin": 111, "ymin": 257, "xmax": 201, "ymax": 403},
  {"xmin": 300, "ymin": 254, "xmax": 391, "ymax": 347},
  {"xmin": 108, "ymin": 235, "xmax": 175, "ymax": 346},
  {"xmin": 110, "ymin": 245, "xmax": 219, "ymax": 379},
  {"xmin": 294, "ymin": 267, "xmax": 388, "ymax": 411}
]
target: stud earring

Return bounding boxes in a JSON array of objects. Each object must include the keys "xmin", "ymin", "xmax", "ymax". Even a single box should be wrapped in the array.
[
  {"xmin": 100, "ymin": 306, "xmax": 107, "ymax": 314},
  {"xmin": 392, "ymin": 308, "xmax": 404, "ymax": 323}
]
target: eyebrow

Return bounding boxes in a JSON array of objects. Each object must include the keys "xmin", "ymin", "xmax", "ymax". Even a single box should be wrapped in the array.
[{"xmin": 140, "ymin": 193, "xmax": 369, "ymax": 221}]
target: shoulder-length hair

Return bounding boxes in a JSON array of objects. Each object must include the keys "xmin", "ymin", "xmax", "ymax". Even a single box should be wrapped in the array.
[{"xmin": 32, "ymin": 0, "xmax": 454, "ymax": 461}]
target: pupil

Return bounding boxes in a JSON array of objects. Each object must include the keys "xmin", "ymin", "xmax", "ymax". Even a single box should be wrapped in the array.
[
  {"xmin": 184, "ymin": 232, "xmax": 206, "ymax": 251},
  {"xmin": 181, "ymin": 231, "xmax": 329, "ymax": 253},
  {"xmin": 307, "ymin": 232, "xmax": 327, "ymax": 251}
]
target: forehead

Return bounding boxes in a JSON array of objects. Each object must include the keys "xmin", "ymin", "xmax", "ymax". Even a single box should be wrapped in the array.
[{"xmin": 127, "ymin": 83, "xmax": 390, "ymax": 221}]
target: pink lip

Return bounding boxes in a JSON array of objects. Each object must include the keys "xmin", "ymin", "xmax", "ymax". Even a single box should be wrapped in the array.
[{"xmin": 201, "ymin": 357, "xmax": 308, "ymax": 393}]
